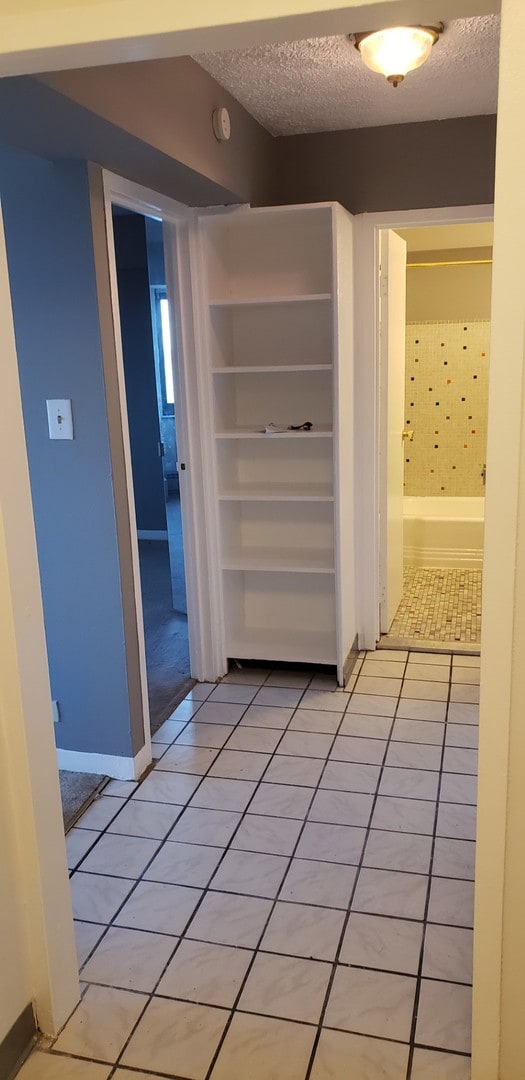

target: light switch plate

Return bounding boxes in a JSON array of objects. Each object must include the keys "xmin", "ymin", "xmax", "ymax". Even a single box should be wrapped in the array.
[{"xmin": 46, "ymin": 399, "xmax": 73, "ymax": 440}]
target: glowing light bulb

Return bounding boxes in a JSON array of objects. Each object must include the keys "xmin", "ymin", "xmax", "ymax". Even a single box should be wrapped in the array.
[{"xmin": 356, "ymin": 25, "xmax": 442, "ymax": 87}]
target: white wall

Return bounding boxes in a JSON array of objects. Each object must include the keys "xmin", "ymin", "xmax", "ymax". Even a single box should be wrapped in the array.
[
  {"xmin": 472, "ymin": 2, "xmax": 525, "ymax": 1076},
  {"xmin": 0, "ymin": 205, "xmax": 78, "ymax": 1040},
  {"xmin": 0, "ymin": 703, "xmax": 30, "ymax": 1043}
]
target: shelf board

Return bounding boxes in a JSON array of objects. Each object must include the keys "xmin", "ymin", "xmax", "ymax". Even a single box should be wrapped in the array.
[
  {"xmin": 212, "ymin": 364, "xmax": 333, "ymax": 375},
  {"xmin": 226, "ymin": 626, "xmax": 337, "ymax": 667},
  {"xmin": 222, "ymin": 549, "xmax": 335, "ymax": 574},
  {"xmin": 209, "ymin": 293, "xmax": 332, "ymax": 308},
  {"xmin": 219, "ymin": 483, "xmax": 334, "ymax": 502},
  {"xmin": 215, "ymin": 426, "xmax": 333, "ymax": 440}
]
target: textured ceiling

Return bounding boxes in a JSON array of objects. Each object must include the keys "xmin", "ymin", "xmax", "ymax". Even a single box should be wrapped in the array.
[{"xmin": 195, "ymin": 15, "xmax": 499, "ymax": 136}]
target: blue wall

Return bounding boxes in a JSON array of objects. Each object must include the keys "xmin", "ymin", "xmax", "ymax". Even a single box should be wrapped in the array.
[{"xmin": 0, "ymin": 145, "xmax": 139, "ymax": 758}]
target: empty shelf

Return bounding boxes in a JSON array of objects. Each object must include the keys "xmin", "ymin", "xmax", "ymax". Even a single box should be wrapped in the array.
[
  {"xmin": 222, "ymin": 548, "xmax": 335, "ymax": 574},
  {"xmin": 227, "ymin": 626, "xmax": 337, "ymax": 666},
  {"xmin": 219, "ymin": 482, "xmax": 334, "ymax": 502},
  {"xmin": 212, "ymin": 364, "xmax": 333, "ymax": 374},
  {"xmin": 209, "ymin": 293, "xmax": 332, "ymax": 308}
]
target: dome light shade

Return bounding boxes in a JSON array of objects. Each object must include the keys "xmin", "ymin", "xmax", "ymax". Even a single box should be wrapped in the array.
[{"xmin": 354, "ymin": 25, "xmax": 443, "ymax": 87}]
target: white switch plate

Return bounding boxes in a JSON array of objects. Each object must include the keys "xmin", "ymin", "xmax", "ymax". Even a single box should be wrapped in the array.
[{"xmin": 46, "ymin": 399, "xmax": 73, "ymax": 440}]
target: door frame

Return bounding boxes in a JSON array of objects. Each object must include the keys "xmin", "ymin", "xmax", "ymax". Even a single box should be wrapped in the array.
[
  {"xmin": 378, "ymin": 228, "xmax": 407, "ymax": 635},
  {"xmin": 353, "ymin": 202, "xmax": 494, "ymax": 650},
  {"xmin": 0, "ymin": 200, "xmax": 79, "ymax": 1035},
  {"xmin": 102, "ymin": 171, "xmax": 222, "ymax": 736}
]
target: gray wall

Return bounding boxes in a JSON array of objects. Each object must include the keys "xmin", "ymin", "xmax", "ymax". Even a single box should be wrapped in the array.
[
  {"xmin": 0, "ymin": 145, "xmax": 142, "ymax": 758},
  {"xmin": 0, "ymin": 72, "xmax": 496, "ymax": 216},
  {"xmin": 0, "ymin": 75, "xmax": 244, "ymax": 207},
  {"xmin": 272, "ymin": 116, "xmax": 496, "ymax": 213},
  {"xmin": 40, "ymin": 55, "xmax": 273, "ymax": 205},
  {"xmin": 113, "ymin": 213, "xmax": 167, "ymax": 533}
]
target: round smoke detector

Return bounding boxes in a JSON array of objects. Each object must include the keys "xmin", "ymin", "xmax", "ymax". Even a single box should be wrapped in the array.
[{"xmin": 212, "ymin": 106, "xmax": 231, "ymax": 142}]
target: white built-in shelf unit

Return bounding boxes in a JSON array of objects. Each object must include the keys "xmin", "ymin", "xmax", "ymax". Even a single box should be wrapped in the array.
[{"xmin": 198, "ymin": 203, "xmax": 355, "ymax": 681}]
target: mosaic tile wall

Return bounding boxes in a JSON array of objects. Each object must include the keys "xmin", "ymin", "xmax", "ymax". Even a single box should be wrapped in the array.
[{"xmin": 404, "ymin": 320, "xmax": 490, "ymax": 497}]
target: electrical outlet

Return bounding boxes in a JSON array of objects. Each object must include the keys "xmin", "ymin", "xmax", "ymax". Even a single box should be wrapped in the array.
[{"xmin": 52, "ymin": 700, "xmax": 60, "ymax": 723}]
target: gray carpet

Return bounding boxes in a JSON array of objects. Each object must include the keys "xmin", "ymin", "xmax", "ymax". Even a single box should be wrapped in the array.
[
  {"xmin": 139, "ymin": 495, "xmax": 193, "ymax": 732},
  {"xmin": 166, "ymin": 493, "xmax": 187, "ymax": 617},
  {"xmin": 59, "ymin": 770, "xmax": 108, "ymax": 833}
]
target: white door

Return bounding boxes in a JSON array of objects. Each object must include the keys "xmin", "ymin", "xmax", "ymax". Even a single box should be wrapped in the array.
[
  {"xmin": 379, "ymin": 229, "xmax": 407, "ymax": 633},
  {"xmin": 102, "ymin": 171, "xmax": 224, "ymax": 700}
]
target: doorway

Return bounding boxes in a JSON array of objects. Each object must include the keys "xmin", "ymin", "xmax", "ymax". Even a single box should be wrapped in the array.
[
  {"xmin": 111, "ymin": 206, "xmax": 192, "ymax": 731},
  {"xmin": 378, "ymin": 219, "xmax": 492, "ymax": 652}
]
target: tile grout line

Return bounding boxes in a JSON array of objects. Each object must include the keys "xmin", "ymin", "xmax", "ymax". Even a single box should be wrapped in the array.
[
  {"xmin": 200, "ymin": 678, "xmax": 356, "ymax": 1080},
  {"xmin": 58, "ymin": 683, "xmax": 256, "ymax": 1066},
  {"xmin": 48, "ymin": 655, "xmax": 476, "ymax": 1079},
  {"xmin": 66, "ymin": 687, "xmax": 221, "ymax": 876},
  {"xmin": 96, "ymin": 672, "xmax": 324, "ymax": 1078},
  {"xmin": 405, "ymin": 652, "xmax": 463, "ymax": 1080},
  {"xmin": 302, "ymin": 650, "xmax": 413, "ymax": 1080}
]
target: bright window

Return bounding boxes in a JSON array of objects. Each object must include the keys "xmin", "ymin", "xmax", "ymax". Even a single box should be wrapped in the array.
[
  {"xmin": 159, "ymin": 297, "xmax": 174, "ymax": 406},
  {"xmin": 152, "ymin": 287, "xmax": 174, "ymax": 416}
]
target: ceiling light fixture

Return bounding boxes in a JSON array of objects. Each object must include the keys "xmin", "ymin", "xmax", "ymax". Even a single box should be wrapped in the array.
[{"xmin": 353, "ymin": 24, "xmax": 444, "ymax": 87}]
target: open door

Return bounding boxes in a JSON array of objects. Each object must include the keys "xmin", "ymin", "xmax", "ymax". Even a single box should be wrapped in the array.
[{"xmin": 379, "ymin": 229, "xmax": 407, "ymax": 633}]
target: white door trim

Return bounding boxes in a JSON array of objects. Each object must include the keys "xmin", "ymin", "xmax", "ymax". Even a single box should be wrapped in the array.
[
  {"xmin": 164, "ymin": 213, "xmax": 227, "ymax": 677},
  {"xmin": 353, "ymin": 203, "xmax": 494, "ymax": 650},
  {"xmin": 101, "ymin": 170, "xmax": 221, "ymax": 705},
  {"xmin": 0, "ymin": 201, "xmax": 79, "ymax": 1035},
  {"xmin": 379, "ymin": 229, "xmax": 407, "ymax": 634}
]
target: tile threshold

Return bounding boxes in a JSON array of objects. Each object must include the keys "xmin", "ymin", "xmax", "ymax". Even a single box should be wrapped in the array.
[{"xmin": 380, "ymin": 636, "xmax": 480, "ymax": 656}]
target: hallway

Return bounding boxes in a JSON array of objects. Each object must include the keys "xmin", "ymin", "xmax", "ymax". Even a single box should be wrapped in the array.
[{"xmin": 27, "ymin": 651, "xmax": 477, "ymax": 1079}]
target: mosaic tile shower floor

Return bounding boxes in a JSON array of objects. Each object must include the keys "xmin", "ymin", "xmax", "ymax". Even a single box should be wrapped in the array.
[
  {"xmin": 389, "ymin": 568, "xmax": 482, "ymax": 645},
  {"xmin": 20, "ymin": 652, "xmax": 477, "ymax": 1080}
]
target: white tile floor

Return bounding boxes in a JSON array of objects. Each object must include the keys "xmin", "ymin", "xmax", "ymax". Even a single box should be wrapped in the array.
[{"xmin": 21, "ymin": 650, "xmax": 479, "ymax": 1080}]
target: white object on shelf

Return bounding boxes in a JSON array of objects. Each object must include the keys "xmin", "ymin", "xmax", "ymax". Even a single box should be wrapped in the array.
[{"xmin": 215, "ymin": 427, "xmax": 333, "ymax": 440}]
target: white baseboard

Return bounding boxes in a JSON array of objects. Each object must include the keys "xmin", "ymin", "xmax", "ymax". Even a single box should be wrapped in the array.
[
  {"xmin": 137, "ymin": 529, "xmax": 168, "ymax": 541},
  {"xmin": 56, "ymin": 741, "xmax": 151, "ymax": 780},
  {"xmin": 404, "ymin": 546, "xmax": 483, "ymax": 570}
]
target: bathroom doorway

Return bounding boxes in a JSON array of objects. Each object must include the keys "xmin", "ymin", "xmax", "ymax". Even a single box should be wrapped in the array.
[
  {"xmin": 111, "ymin": 206, "xmax": 192, "ymax": 730},
  {"xmin": 380, "ymin": 220, "xmax": 492, "ymax": 651}
]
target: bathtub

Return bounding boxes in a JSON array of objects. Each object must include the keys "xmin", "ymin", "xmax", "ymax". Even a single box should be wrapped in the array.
[{"xmin": 404, "ymin": 496, "xmax": 485, "ymax": 569}]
